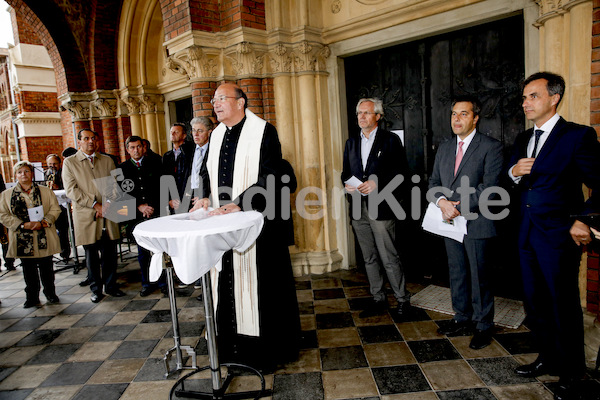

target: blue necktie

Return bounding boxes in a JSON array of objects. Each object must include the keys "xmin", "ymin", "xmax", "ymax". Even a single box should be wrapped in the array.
[{"xmin": 531, "ymin": 129, "xmax": 544, "ymax": 158}]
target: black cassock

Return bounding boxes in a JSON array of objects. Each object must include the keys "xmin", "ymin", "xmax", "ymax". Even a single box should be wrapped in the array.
[{"xmin": 201, "ymin": 117, "xmax": 300, "ymax": 371}]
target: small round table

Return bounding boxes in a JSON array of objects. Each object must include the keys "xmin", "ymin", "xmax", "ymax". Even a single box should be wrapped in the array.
[{"xmin": 133, "ymin": 209, "xmax": 269, "ymax": 400}]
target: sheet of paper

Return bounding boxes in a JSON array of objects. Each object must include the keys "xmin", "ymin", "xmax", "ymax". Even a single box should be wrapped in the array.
[
  {"xmin": 27, "ymin": 205, "xmax": 44, "ymax": 222},
  {"xmin": 344, "ymin": 176, "xmax": 363, "ymax": 188},
  {"xmin": 421, "ymin": 202, "xmax": 466, "ymax": 243},
  {"xmin": 344, "ymin": 176, "xmax": 367, "ymax": 197}
]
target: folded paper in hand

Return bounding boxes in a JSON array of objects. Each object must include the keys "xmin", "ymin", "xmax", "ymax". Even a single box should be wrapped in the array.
[
  {"xmin": 344, "ymin": 176, "xmax": 366, "ymax": 196},
  {"xmin": 422, "ymin": 202, "xmax": 467, "ymax": 243}
]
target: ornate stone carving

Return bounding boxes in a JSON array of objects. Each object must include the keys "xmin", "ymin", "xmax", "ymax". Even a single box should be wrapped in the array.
[
  {"xmin": 268, "ymin": 41, "xmax": 330, "ymax": 75},
  {"xmin": 532, "ymin": 0, "xmax": 588, "ymax": 26},
  {"xmin": 121, "ymin": 96, "xmax": 141, "ymax": 115},
  {"xmin": 139, "ymin": 94, "xmax": 165, "ymax": 113},
  {"xmin": 331, "ymin": 0, "xmax": 342, "ymax": 13},
  {"xmin": 59, "ymin": 100, "xmax": 90, "ymax": 121},
  {"xmin": 92, "ymin": 98, "xmax": 117, "ymax": 118},
  {"xmin": 166, "ymin": 45, "xmax": 218, "ymax": 80},
  {"xmin": 269, "ymin": 44, "xmax": 293, "ymax": 74},
  {"xmin": 229, "ymin": 41, "xmax": 266, "ymax": 76}
]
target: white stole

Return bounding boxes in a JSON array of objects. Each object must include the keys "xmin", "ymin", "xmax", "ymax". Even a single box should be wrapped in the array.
[{"xmin": 206, "ymin": 109, "xmax": 266, "ymax": 337}]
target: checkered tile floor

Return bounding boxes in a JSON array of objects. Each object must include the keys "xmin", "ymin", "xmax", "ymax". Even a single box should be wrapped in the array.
[{"xmin": 1, "ymin": 254, "xmax": 599, "ymax": 400}]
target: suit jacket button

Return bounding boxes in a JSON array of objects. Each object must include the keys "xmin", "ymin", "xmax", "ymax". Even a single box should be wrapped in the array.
[{"xmin": 526, "ymin": 204, "xmax": 531, "ymax": 208}]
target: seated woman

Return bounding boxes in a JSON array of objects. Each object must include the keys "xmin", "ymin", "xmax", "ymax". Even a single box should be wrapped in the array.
[{"xmin": 0, "ymin": 161, "xmax": 62, "ymax": 308}]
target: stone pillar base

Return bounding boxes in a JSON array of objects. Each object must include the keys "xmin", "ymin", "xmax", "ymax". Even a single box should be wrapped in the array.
[
  {"xmin": 584, "ymin": 311, "xmax": 600, "ymax": 369},
  {"xmin": 291, "ymin": 250, "xmax": 344, "ymax": 277}
]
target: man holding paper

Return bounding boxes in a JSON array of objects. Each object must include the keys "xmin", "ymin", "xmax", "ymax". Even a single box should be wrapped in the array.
[
  {"xmin": 341, "ymin": 97, "xmax": 411, "ymax": 319},
  {"xmin": 428, "ymin": 96, "xmax": 503, "ymax": 350}
]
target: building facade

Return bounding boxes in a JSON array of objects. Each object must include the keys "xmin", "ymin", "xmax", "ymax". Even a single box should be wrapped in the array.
[{"xmin": 0, "ymin": 0, "xmax": 599, "ymax": 364}]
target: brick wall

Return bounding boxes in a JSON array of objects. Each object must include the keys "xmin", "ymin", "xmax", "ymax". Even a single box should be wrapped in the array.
[
  {"xmin": 19, "ymin": 135, "xmax": 64, "ymax": 165},
  {"xmin": 589, "ymin": 0, "xmax": 600, "ymax": 317},
  {"xmin": 161, "ymin": 0, "xmax": 266, "ymax": 42},
  {"xmin": 10, "ymin": 6, "xmax": 42, "ymax": 46},
  {"xmin": 16, "ymin": 91, "xmax": 59, "ymax": 113},
  {"xmin": 221, "ymin": 0, "xmax": 266, "ymax": 31},
  {"xmin": 191, "ymin": 81, "xmax": 218, "ymax": 118}
]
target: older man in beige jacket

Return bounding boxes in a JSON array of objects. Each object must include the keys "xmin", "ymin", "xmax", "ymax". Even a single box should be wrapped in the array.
[{"xmin": 63, "ymin": 128, "xmax": 124, "ymax": 303}]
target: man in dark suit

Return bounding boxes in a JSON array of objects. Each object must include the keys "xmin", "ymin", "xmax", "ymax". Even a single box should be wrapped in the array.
[
  {"xmin": 119, "ymin": 135, "xmax": 166, "ymax": 296},
  {"xmin": 341, "ymin": 97, "xmax": 411, "ymax": 319},
  {"xmin": 162, "ymin": 123, "xmax": 194, "ymax": 213},
  {"xmin": 428, "ymin": 96, "xmax": 503, "ymax": 350},
  {"xmin": 508, "ymin": 72, "xmax": 600, "ymax": 400}
]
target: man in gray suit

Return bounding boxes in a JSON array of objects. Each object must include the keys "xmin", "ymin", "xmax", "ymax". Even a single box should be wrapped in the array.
[{"xmin": 428, "ymin": 96, "xmax": 503, "ymax": 349}]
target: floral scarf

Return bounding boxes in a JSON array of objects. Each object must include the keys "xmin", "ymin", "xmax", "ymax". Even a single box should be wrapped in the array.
[{"xmin": 10, "ymin": 183, "xmax": 47, "ymax": 256}]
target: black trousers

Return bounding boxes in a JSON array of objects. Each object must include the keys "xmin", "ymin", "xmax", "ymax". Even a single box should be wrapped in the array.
[
  {"xmin": 55, "ymin": 208, "xmax": 70, "ymax": 258},
  {"xmin": 1, "ymin": 242, "xmax": 14, "ymax": 269},
  {"xmin": 21, "ymin": 256, "xmax": 56, "ymax": 302},
  {"xmin": 84, "ymin": 236, "xmax": 118, "ymax": 295}
]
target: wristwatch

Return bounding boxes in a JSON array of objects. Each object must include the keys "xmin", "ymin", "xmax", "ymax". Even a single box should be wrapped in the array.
[{"xmin": 20, "ymin": 223, "xmax": 25, "ymax": 229}]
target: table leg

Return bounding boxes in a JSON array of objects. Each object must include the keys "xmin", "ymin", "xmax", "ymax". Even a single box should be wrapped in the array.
[
  {"xmin": 163, "ymin": 265, "xmax": 197, "ymax": 377},
  {"xmin": 169, "ymin": 270, "xmax": 269, "ymax": 399}
]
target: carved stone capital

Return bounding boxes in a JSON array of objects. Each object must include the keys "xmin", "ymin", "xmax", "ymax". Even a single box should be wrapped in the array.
[
  {"xmin": 166, "ymin": 45, "xmax": 218, "ymax": 81},
  {"xmin": 59, "ymin": 100, "xmax": 90, "ymax": 121},
  {"xmin": 268, "ymin": 41, "xmax": 330, "ymax": 75},
  {"xmin": 227, "ymin": 41, "xmax": 266, "ymax": 77},
  {"xmin": 533, "ymin": 0, "xmax": 589, "ymax": 27},
  {"xmin": 121, "ymin": 96, "xmax": 141, "ymax": 115},
  {"xmin": 269, "ymin": 43, "xmax": 293, "ymax": 74},
  {"xmin": 92, "ymin": 98, "xmax": 117, "ymax": 119},
  {"xmin": 292, "ymin": 41, "xmax": 330, "ymax": 74},
  {"xmin": 139, "ymin": 94, "xmax": 165, "ymax": 113}
]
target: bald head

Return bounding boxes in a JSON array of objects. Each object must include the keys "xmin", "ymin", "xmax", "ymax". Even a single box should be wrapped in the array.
[{"xmin": 212, "ymin": 83, "xmax": 246, "ymax": 127}]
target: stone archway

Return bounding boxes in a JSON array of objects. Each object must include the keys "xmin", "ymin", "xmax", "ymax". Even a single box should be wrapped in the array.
[{"xmin": 118, "ymin": 0, "xmax": 170, "ymax": 155}]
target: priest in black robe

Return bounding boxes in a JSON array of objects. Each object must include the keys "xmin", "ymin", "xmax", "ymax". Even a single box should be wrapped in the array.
[{"xmin": 194, "ymin": 82, "xmax": 300, "ymax": 372}]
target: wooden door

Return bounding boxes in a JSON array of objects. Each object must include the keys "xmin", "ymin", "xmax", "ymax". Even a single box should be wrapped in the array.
[{"xmin": 343, "ymin": 15, "xmax": 525, "ymax": 298}]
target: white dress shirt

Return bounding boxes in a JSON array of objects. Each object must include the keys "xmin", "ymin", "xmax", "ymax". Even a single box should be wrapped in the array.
[
  {"xmin": 509, "ymin": 113, "xmax": 560, "ymax": 183},
  {"xmin": 191, "ymin": 143, "xmax": 208, "ymax": 189},
  {"xmin": 360, "ymin": 127, "xmax": 378, "ymax": 171}
]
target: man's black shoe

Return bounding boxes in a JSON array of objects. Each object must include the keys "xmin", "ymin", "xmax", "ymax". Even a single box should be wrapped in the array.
[
  {"xmin": 553, "ymin": 376, "xmax": 581, "ymax": 400},
  {"xmin": 107, "ymin": 289, "xmax": 126, "ymax": 297},
  {"xmin": 437, "ymin": 319, "xmax": 473, "ymax": 336},
  {"xmin": 359, "ymin": 300, "xmax": 388, "ymax": 318},
  {"xmin": 79, "ymin": 278, "xmax": 90, "ymax": 287},
  {"xmin": 160, "ymin": 286, "xmax": 168, "ymax": 295},
  {"xmin": 514, "ymin": 358, "xmax": 556, "ymax": 378},
  {"xmin": 393, "ymin": 301, "xmax": 412, "ymax": 321},
  {"xmin": 139, "ymin": 287, "xmax": 154, "ymax": 297},
  {"xmin": 90, "ymin": 293, "xmax": 104, "ymax": 303},
  {"xmin": 23, "ymin": 300, "xmax": 42, "ymax": 308},
  {"xmin": 46, "ymin": 296, "xmax": 60, "ymax": 304},
  {"xmin": 469, "ymin": 328, "xmax": 493, "ymax": 350}
]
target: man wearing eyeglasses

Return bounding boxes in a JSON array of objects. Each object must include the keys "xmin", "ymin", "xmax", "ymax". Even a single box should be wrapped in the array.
[
  {"xmin": 341, "ymin": 98, "xmax": 411, "ymax": 320},
  {"xmin": 193, "ymin": 82, "xmax": 300, "ymax": 372}
]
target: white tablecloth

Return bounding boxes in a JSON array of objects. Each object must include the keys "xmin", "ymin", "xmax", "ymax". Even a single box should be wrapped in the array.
[{"xmin": 132, "ymin": 209, "xmax": 264, "ymax": 284}]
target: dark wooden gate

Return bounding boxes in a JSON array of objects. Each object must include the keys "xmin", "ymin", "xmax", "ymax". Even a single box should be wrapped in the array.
[{"xmin": 343, "ymin": 15, "xmax": 525, "ymax": 298}]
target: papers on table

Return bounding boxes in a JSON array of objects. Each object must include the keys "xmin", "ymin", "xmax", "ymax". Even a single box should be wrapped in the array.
[
  {"xmin": 27, "ymin": 206, "xmax": 44, "ymax": 222},
  {"xmin": 421, "ymin": 202, "xmax": 467, "ymax": 243},
  {"xmin": 344, "ymin": 176, "xmax": 366, "ymax": 196}
]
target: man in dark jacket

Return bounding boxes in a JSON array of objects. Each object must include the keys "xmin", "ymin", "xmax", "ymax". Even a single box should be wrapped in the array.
[
  {"xmin": 162, "ymin": 123, "xmax": 194, "ymax": 213},
  {"xmin": 119, "ymin": 136, "xmax": 165, "ymax": 296},
  {"xmin": 341, "ymin": 97, "xmax": 411, "ymax": 319}
]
